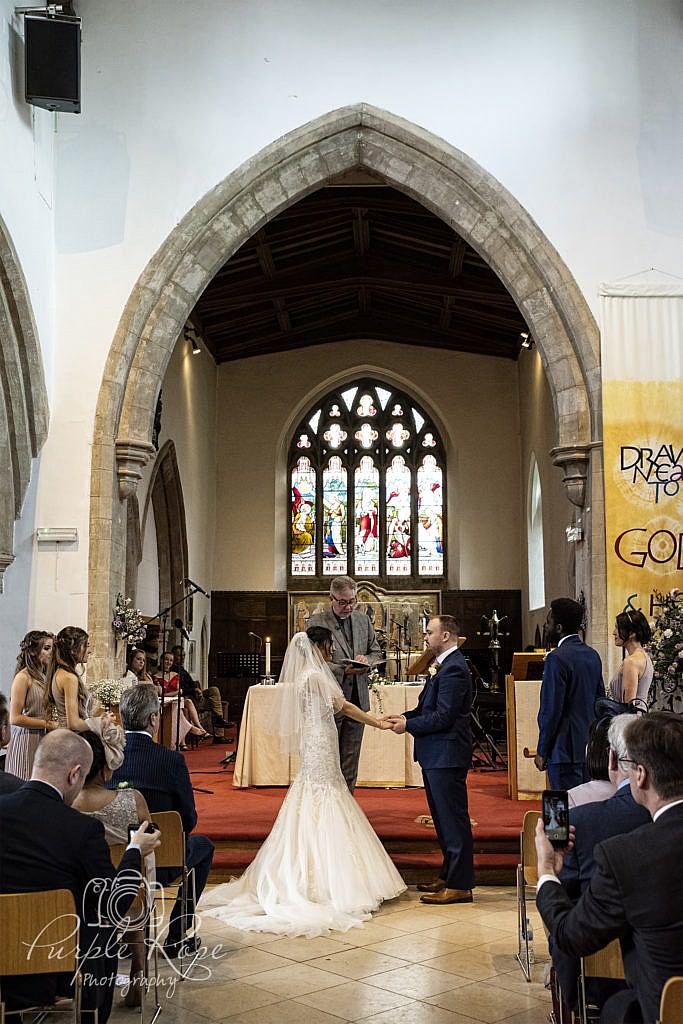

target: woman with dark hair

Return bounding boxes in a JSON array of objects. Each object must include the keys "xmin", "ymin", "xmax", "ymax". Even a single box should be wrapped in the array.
[
  {"xmin": 48, "ymin": 626, "xmax": 97, "ymax": 732},
  {"xmin": 568, "ymin": 716, "xmax": 616, "ymax": 807},
  {"xmin": 609, "ymin": 609, "xmax": 653, "ymax": 707},
  {"xmin": 152, "ymin": 650, "xmax": 209, "ymax": 747},
  {"xmin": 201, "ymin": 626, "xmax": 405, "ymax": 935},
  {"xmin": 73, "ymin": 722, "xmax": 152, "ymax": 1006},
  {"xmin": 5, "ymin": 631, "xmax": 57, "ymax": 778}
]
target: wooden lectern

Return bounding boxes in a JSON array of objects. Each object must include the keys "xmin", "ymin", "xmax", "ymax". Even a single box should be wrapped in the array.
[{"xmin": 506, "ymin": 652, "xmax": 546, "ymax": 800}]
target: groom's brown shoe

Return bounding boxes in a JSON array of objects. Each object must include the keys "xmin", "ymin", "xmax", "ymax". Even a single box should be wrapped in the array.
[
  {"xmin": 416, "ymin": 878, "xmax": 446, "ymax": 893},
  {"xmin": 420, "ymin": 888, "xmax": 473, "ymax": 905}
]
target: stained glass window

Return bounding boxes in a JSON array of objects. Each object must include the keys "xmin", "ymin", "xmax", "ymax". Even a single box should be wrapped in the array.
[
  {"xmin": 322, "ymin": 456, "xmax": 347, "ymax": 576},
  {"xmin": 288, "ymin": 380, "xmax": 446, "ymax": 583},
  {"xmin": 355, "ymin": 457, "xmax": 379, "ymax": 576},
  {"xmin": 417, "ymin": 455, "xmax": 443, "ymax": 576},
  {"xmin": 291, "ymin": 457, "xmax": 316, "ymax": 575}
]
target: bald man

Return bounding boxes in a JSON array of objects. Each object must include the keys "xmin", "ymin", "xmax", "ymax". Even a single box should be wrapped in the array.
[{"xmin": 0, "ymin": 729, "xmax": 159, "ymax": 1023}]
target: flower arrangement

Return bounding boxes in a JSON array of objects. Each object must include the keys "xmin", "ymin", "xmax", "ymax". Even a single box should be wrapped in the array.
[
  {"xmin": 648, "ymin": 590, "xmax": 683, "ymax": 713},
  {"xmin": 368, "ymin": 667, "xmax": 393, "ymax": 716},
  {"xmin": 89, "ymin": 677, "xmax": 128, "ymax": 711},
  {"xmin": 112, "ymin": 593, "xmax": 147, "ymax": 644}
]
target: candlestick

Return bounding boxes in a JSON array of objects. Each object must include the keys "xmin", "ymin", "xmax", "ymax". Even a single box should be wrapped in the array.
[{"xmin": 265, "ymin": 636, "xmax": 271, "ymax": 676}]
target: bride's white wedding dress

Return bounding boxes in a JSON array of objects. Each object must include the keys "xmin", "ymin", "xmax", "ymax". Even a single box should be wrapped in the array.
[{"xmin": 199, "ymin": 649, "xmax": 406, "ymax": 936}]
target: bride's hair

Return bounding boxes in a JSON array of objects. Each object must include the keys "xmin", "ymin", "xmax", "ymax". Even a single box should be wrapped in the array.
[{"xmin": 306, "ymin": 625, "xmax": 332, "ymax": 649}]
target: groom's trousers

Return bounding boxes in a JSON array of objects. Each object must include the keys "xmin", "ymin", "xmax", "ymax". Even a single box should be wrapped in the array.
[{"xmin": 423, "ymin": 766, "xmax": 475, "ymax": 890}]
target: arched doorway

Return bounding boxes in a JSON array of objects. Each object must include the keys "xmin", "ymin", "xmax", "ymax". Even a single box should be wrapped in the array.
[{"xmin": 89, "ymin": 104, "xmax": 604, "ymax": 674}]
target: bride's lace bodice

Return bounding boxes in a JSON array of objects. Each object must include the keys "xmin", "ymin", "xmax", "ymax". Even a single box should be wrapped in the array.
[{"xmin": 298, "ymin": 684, "xmax": 345, "ymax": 786}]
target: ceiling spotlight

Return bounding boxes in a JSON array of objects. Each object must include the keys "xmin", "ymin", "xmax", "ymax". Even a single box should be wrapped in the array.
[
  {"xmin": 520, "ymin": 331, "xmax": 533, "ymax": 349},
  {"xmin": 183, "ymin": 325, "xmax": 201, "ymax": 355}
]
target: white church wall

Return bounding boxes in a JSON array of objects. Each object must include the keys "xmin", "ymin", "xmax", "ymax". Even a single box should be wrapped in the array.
[
  {"xmin": 136, "ymin": 335, "xmax": 218, "ymax": 642},
  {"xmin": 213, "ymin": 340, "xmax": 521, "ymax": 592},
  {"xmin": 0, "ymin": 0, "xmax": 679, "ymax": 640}
]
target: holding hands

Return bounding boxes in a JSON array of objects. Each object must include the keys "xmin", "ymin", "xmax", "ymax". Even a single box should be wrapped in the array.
[{"xmin": 381, "ymin": 714, "xmax": 407, "ymax": 734}]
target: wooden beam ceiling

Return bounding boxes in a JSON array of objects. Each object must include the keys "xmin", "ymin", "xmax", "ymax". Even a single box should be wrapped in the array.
[{"xmin": 192, "ymin": 186, "xmax": 529, "ymax": 363}]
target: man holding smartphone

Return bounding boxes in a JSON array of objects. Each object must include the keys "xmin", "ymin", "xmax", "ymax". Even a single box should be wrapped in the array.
[{"xmin": 535, "ymin": 713, "xmax": 683, "ymax": 1024}]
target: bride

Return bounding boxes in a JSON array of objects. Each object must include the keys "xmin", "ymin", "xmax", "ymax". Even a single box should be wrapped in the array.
[{"xmin": 199, "ymin": 626, "xmax": 406, "ymax": 935}]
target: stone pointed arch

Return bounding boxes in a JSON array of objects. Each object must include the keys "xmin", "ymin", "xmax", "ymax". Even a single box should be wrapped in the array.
[
  {"xmin": 0, "ymin": 214, "xmax": 49, "ymax": 583},
  {"xmin": 90, "ymin": 103, "xmax": 604, "ymax": 672}
]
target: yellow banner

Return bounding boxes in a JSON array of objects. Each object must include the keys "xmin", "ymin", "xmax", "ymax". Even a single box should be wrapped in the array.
[{"xmin": 601, "ymin": 279, "xmax": 683, "ymax": 679}]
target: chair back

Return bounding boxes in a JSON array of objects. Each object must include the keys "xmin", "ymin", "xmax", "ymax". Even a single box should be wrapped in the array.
[
  {"xmin": 520, "ymin": 810, "xmax": 541, "ymax": 886},
  {"xmin": 152, "ymin": 810, "xmax": 186, "ymax": 868},
  {"xmin": 0, "ymin": 889, "xmax": 78, "ymax": 976},
  {"xmin": 582, "ymin": 938, "xmax": 625, "ymax": 979},
  {"xmin": 659, "ymin": 976, "xmax": 683, "ymax": 1024}
]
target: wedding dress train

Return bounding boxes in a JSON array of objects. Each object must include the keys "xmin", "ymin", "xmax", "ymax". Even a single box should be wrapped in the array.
[{"xmin": 199, "ymin": 652, "xmax": 406, "ymax": 936}]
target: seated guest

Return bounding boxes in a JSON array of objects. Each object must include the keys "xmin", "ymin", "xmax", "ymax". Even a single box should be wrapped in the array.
[
  {"xmin": 550, "ymin": 714, "xmax": 651, "ymax": 1012},
  {"xmin": 122, "ymin": 646, "xmax": 160, "ymax": 695},
  {"xmin": 0, "ymin": 729, "xmax": 159, "ymax": 1023},
  {"xmin": 153, "ymin": 651, "xmax": 210, "ymax": 748},
  {"xmin": 73, "ymin": 719, "xmax": 153, "ymax": 1006},
  {"xmin": 172, "ymin": 644, "xmax": 229, "ymax": 739},
  {"xmin": 568, "ymin": 716, "xmax": 616, "ymax": 808},
  {"xmin": 111, "ymin": 685, "xmax": 214, "ymax": 957},
  {"xmin": 536, "ymin": 712, "xmax": 683, "ymax": 1024}
]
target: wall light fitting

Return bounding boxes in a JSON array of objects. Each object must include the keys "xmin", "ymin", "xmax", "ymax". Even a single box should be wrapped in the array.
[{"xmin": 37, "ymin": 527, "xmax": 78, "ymax": 544}]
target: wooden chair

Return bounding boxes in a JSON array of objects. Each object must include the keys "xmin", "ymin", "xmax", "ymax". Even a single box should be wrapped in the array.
[
  {"xmin": 658, "ymin": 977, "xmax": 683, "ymax": 1024},
  {"xmin": 516, "ymin": 809, "xmax": 542, "ymax": 981},
  {"xmin": 578, "ymin": 938, "xmax": 624, "ymax": 1024},
  {"xmin": 0, "ymin": 889, "xmax": 82, "ymax": 1024},
  {"xmin": 150, "ymin": 810, "xmax": 199, "ymax": 978}
]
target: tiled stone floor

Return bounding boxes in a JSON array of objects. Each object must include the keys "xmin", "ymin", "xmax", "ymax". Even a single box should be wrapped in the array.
[{"xmin": 109, "ymin": 886, "xmax": 552, "ymax": 1024}]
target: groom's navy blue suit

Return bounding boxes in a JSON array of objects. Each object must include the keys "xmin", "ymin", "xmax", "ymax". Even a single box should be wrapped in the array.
[{"xmin": 405, "ymin": 647, "xmax": 474, "ymax": 890}]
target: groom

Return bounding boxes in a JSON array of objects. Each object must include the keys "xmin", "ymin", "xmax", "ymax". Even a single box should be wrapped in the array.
[{"xmin": 385, "ymin": 614, "xmax": 475, "ymax": 904}]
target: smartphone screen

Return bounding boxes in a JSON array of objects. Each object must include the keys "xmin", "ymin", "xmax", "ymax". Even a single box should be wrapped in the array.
[
  {"xmin": 542, "ymin": 790, "xmax": 569, "ymax": 847},
  {"xmin": 127, "ymin": 822, "xmax": 158, "ymax": 841}
]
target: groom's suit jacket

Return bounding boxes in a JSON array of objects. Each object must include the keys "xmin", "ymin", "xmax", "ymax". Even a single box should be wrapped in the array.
[
  {"xmin": 404, "ymin": 647, "xmax": 472, "ymax": 768},
  {"xmin": 307, "ymin": 608, "xmax": 382, "ymax": 712}
]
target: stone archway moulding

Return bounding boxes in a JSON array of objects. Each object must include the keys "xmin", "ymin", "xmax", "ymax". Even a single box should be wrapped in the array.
[
  {"xmin": 89, "ymin": 103, "xmax": 604, "ymax": 672},
  {"xmin": 0, "ymin": 214, "xmax": 49, "ymax": 585}
]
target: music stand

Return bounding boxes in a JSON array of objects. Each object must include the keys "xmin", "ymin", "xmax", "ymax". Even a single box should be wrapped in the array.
[{"xmin": 467, "ymin": 657, "xmax": 506, "ymax": 771}]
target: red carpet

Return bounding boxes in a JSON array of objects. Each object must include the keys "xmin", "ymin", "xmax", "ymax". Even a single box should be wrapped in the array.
[{"xmin": 185, "ymin": 744, "xmax": 539, "ymax": 883}]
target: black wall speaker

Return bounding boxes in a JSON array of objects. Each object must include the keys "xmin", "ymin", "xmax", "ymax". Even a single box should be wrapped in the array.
[{"xmin": 25, "ymin": 13, "xmax": 81, "ymax": 114}]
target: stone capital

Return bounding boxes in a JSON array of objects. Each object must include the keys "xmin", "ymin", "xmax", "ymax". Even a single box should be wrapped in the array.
[
  {"xmin": 115, "ymin": 439, "xmax": 156, "ymax": 500},
  {"xmin": 550, "ymin": 444, "xmax": 592, "ymax": 508}
]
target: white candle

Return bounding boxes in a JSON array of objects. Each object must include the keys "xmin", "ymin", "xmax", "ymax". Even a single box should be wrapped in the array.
[{"xmin": 265, "ymin": 637, "xmax": 271, "ymax": 676}]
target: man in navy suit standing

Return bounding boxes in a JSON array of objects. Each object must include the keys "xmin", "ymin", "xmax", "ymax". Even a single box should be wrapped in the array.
[
  {"xmin": 535, "ymin": 598, "xmax": 604, "ymax": 789},
  {"xmin": 385, "ymin": 614, "xmax": 474, "ymax": 905}
]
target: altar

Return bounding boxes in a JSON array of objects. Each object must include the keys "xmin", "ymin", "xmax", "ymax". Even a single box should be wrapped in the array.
[{"xmin": 233, "ymin": 682, "xmax": 425, "ymax": 788}]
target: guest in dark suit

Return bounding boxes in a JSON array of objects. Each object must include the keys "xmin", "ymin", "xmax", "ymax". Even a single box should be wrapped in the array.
[
  {"xmin": 0, "ymin": 729, "xmax": 159, "ymax": 1022},
  {"xmin": 110, "ymin": 683, "xmax": 214, "ymax": 956},
  {"xmin": 308, "ymin": 576, "xmax": 383, "ymax": 791},
  {"xmin": 385, "ymin": 614, "xmax": 474, "ymax": 905},
  {"xmin": 551, "ymin": 713, "xmax": 651, "ymax": 1010},
  {"xmin": 0, "ymin": 768, "xmax": 23, "ymax": 793},
  {"xmin": 535, "ymin": 597, "xmax": 604, "ymax": 789},
  {"xmin": 536, "ymin": 712, "xmax": 683, "ymax": 1024}
]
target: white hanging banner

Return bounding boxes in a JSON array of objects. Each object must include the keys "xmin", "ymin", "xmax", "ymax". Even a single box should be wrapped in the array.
[{"xmin": 599, "ymin": 271, "xmax": 683, "ymax": 680}]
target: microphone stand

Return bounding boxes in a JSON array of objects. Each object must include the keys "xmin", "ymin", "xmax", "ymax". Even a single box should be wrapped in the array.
[{"xmin": 148, "ymin": 583, "xmax": 205, "ymax": 748}]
